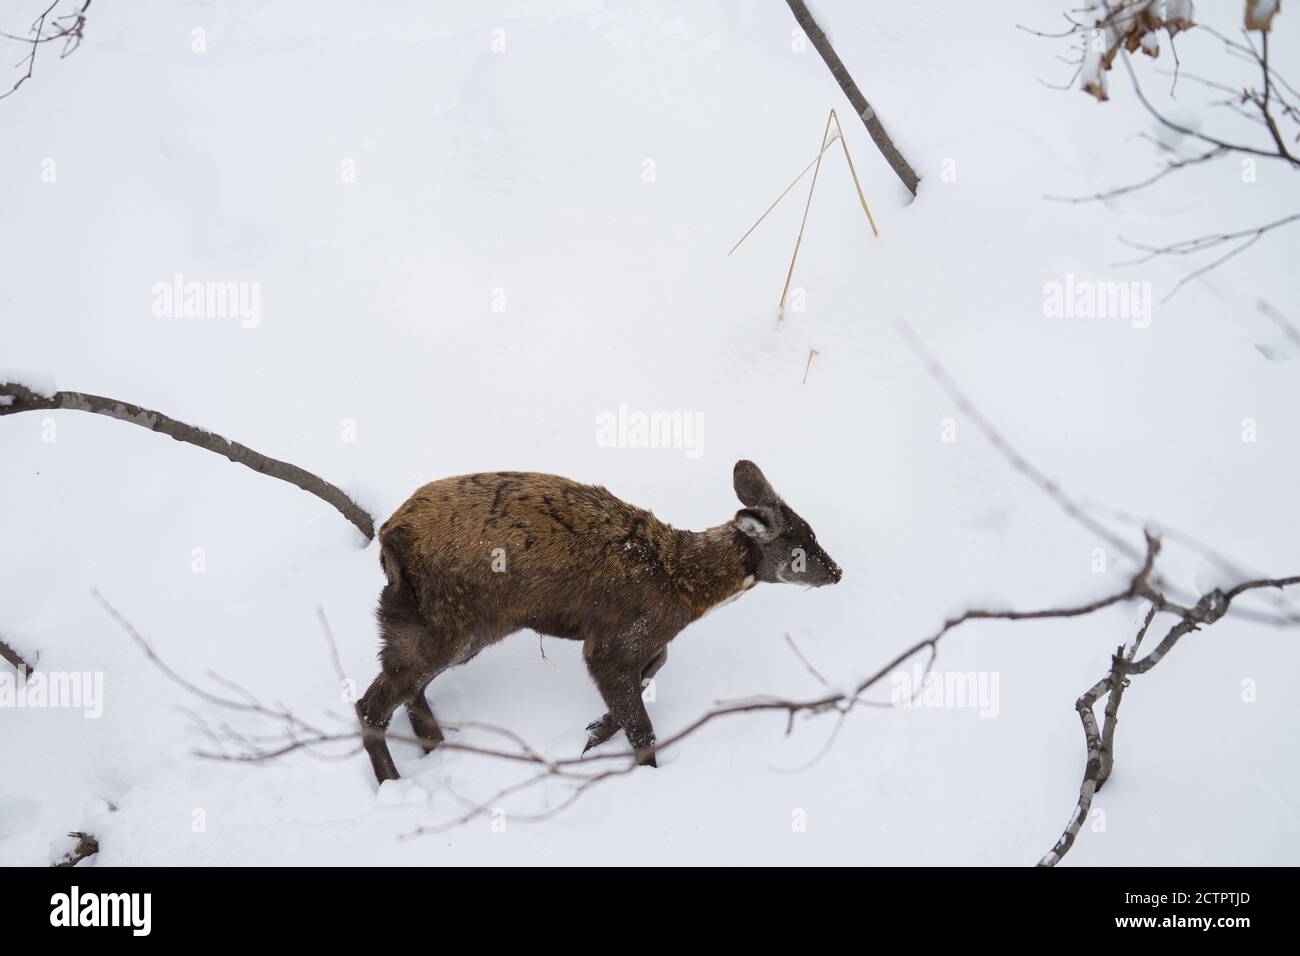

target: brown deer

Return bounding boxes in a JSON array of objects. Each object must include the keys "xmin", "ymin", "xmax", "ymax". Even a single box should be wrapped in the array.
[{"xmin": 356, "ymin": 460, "xmax": 841, "ymax": 783}]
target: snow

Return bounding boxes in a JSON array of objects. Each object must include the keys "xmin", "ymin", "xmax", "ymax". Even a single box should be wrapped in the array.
[
  {"xmin": 0, "ymin": 0, "xmax": 1297, "ymax": 866},
  {"xmin": 0, "ymin": 369, "xmax": 56, "ymax": 397}
]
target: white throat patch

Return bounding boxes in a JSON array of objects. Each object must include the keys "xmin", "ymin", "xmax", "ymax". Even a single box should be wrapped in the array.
[{"xmin": 699, "ymin": 575, "xmax": 757, "ymax": 620}]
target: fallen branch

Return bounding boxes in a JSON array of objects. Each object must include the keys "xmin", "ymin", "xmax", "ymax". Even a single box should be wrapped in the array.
[
  {"xmin": 784, "ymin": 0, "xmax": 921, "ymax": 196},
  {"xmin": 53, "ymin": 831, "xmax": 99, "ymax": 867},
  {"xmin": 0, "ymin": 633, "xmax": 34, "ymax": 676},
  {"xmin": 1039, "ymin": 570, "xmax": 1300, "ymax": 867},
  {"xmin": 0, "ymin": 382, "xmax": 374, "ymax": 540},
  {"xmin": 1096, "ymin": 605, "xmax": 1156, "ymax": 788}
]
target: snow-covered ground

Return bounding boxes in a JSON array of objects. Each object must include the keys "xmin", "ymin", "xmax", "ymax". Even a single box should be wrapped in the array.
[{"xmin": 1, "ymin": 0, "xmax": 1297, "ymax": 866}]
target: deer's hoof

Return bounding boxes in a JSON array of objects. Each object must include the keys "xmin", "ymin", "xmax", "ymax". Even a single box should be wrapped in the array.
[
  {"xmin": 582, "ymin": 714, "xmax": 619, "ymax": 755},
  {"xmin": 632, "ymin": 740, "xmax": 658, "ymax": 768}
]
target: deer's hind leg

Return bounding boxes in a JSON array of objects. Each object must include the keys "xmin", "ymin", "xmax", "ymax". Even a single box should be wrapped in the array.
[
  {"xmin": 406, "ymin": 687, "xmax": 444, "ymax": 753},
  {"xmin": 357, "ymin": 578, "xmax": 453, "ymax": 783},
  {"xmin": 408, "ymin": 638, "xmax": 488, "ymax": 753}
]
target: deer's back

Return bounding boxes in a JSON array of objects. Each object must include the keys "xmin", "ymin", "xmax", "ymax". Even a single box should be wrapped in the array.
[{"xmin": 379, "ymin": 471, "xmax": 685, "ymax": 639}]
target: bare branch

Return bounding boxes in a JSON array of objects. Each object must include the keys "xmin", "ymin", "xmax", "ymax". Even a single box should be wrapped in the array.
[
  {"xmin": 783, "ymin": 632, "xmax": 829, "ymax": 686},
  {"xmin": 1258, "ymin": 299, "xmax": 1300, "ymax": 352},
  {"xmin": 53, "ymin": 831, "xmax": 98, "ymax": 867},
  {"xmin": 0, "ymin": 0, "xmax": 90, "ymax": 102},
  {"xmin": 95, "ymin": 530, "xmax": 1172, "ymax": 841},
  {"xmin": 1, "ymin": 382, "xmax": 374, "ymax": 540},
  {"xmin": 1116, "ymin": 46, "xmax": 1296, "ymax": 164},
  {"xmin": 1026, "ymin": 2, "xmax": 1299, "ymax": 294},
  {"xmin": 1044, "ymin": 146, "xmax": 1227, "ymax": 203},
  {"xmin": 1115, "ymin": 212, "xmax": 1300, "ymax": 301},
  {"xmin": 1039, "ymin": 571, "xmax": 1300, "ymax": 867},
  {"xmin": 0, "ymin": 633, "xmax": 34, "ymax": 676},
  {"xmin": 1097, "ymin": 604, "xmax": 1156, "ymax": 788},
  {"xmin": 896, "ymin": 321, "xmax": 1143, "ymax": 566},
  {"xmin": 783, "ymin": 0, "xmax": 921, "ymax": 196}
]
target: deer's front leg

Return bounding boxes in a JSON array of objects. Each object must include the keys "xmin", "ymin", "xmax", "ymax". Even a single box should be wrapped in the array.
[
  {"xmin": 583, "ymin": 647, "xmax": 667, "ymax": 756},
  {"xmin": 584, "ymin": 640, "xmax": 662, "ymax": 767}
]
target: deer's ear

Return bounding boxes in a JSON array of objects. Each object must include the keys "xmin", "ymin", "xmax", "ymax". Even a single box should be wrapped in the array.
[
  {"xmin": 734, "ymin": 460, "xmax": 777, "ymax": 507},
  {"xmin": 735, "ymin": 507, "xmax": 782, "ymax": 542}
]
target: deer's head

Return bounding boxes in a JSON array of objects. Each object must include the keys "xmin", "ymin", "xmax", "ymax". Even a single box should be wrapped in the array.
[{"xmin": 732, "ymin": 459, "xmax": 842, "ymax": 588}]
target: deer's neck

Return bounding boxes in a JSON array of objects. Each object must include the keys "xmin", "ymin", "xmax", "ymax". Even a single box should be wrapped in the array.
[{"xmin": 669, "ymin": 524, "xmax": 758, "ymax": 620}]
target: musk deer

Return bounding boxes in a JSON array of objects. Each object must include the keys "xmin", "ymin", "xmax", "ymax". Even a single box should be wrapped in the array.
[{"xmin": 356, "ymin": 459, "xmax": 841, "ymax": 783}]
